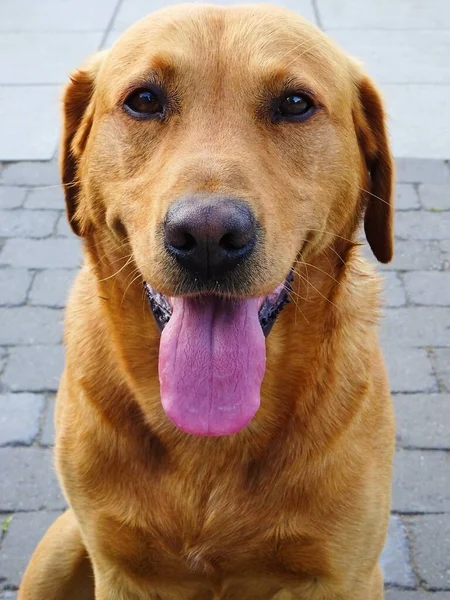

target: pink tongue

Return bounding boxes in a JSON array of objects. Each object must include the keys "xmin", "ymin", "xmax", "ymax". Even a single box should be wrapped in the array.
[{"xmin": 158, "ymin": 296, "xmax": 266, "ymax": 436}]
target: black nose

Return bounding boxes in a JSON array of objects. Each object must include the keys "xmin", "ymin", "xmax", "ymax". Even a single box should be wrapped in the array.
[{"xmin": 164, "ymin": 196, "xmax": 256, "ymax": 281}]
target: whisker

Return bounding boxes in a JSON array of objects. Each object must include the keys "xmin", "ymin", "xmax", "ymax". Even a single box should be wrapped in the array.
[
  {"xmin": 284, "ymin": 38, "xmax": 326, "ymax": 69},
  {"xmin": 328, "ymin": 246, "xmax": 346, "ymax": 265},
  {"xmin": 358, "ymin": 186, "xmax": 391, "ymax": 207},
  {"xmin": 97, "ymin": 255, "xmax": 134, "ymax": 283},
  {"xmin": 91, "ymin": 237, "xmax": 132, "ymax": 268},
  {"xmin": 25, "ymin": 180, "xmax": 81, "ymax": 192},
  {"xmin": 296, "ymin": 260, "xmax": 340, "ymax": 284},
  {"xmin": 276, "ymin": 34, "xmax": 322, "ymax": 63},
  {"xmin": 282, "ymin": 283, "xmax": 310, "ymax": 324},
  {"xmin": 284, "ymin": 283, "xmax": 313, "ymax": 304},
  {"xmin": 294, "ymin": 269, "xmax": 339, "ymax": 310},
  {"xmin": 120, "ymin": 271, "xmax": 143, "ymax": 308},
  {"xmin": 283, "ymin": 227, "xmax": 358, "ymax": 246}
]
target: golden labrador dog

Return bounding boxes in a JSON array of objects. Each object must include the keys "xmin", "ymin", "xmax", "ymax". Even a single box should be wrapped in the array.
[{"xmin": 19, "ymin": 4, "xmax": 395, "ymax": 599}]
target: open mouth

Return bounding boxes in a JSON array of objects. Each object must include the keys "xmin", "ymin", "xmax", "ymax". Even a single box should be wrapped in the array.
[
  {"xmin": 144, "ymin": 273, "xmax": 293, "ymax": 437},
  {"xmin": 144, "ymin": 271, "xmax": 293, "ymax": 337}
]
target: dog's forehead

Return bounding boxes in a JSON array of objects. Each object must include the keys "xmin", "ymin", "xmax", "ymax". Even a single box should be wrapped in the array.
[{"xmin": 102, "ymin": 4, "xmax": 353, "ymax": 96}]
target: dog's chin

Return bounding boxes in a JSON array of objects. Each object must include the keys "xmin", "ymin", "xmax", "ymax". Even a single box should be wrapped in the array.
[{"xmin": 144, "ymin": 273, "xmax": 293, "ymax": 438}]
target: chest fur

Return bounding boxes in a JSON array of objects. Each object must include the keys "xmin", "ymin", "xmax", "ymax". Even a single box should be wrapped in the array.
[{"xmin": 88, "ymin": 464, "xmax": 329, "ymax": 587}]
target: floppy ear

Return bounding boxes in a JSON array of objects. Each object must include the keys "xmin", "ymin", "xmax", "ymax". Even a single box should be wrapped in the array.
[
  {"xmin": 353, "ymin": 75, "xmax": 395, "ymax": 263},
  {"xmin": 60, "ymin": 51, "xmax": 107, "ymax": 236}
]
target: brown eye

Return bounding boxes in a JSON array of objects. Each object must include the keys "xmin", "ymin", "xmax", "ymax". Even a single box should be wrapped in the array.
[
  {"xmin": 277, "ymin": 94, "xmax": 314, "ymax": 120},
  {"xmin": 124, "ymin": 89, "xmax": 164, "ymax": 118}
]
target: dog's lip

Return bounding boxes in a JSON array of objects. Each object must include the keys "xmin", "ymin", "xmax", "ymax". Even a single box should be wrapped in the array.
[{"xmin": 143, "ymin": 272, "xmax": 293, "ymax": 337}]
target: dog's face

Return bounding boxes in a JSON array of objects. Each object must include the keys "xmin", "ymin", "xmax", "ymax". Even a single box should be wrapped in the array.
[{"xmin": 62, "ymin": 4, "xmax": 393, "ymax": 437}]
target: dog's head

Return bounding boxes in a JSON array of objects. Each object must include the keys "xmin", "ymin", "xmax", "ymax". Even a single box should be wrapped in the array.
[{"xmin": 61, "ymin": 4, "xmax": 394, "ymax": 436}]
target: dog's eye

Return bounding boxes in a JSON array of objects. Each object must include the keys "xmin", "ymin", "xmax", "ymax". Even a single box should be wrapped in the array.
[
  {"xmin": 123, "ymin": 89, "xmax": 164, "ymax": 118},
  {"xmin": 276, "ymin": 94, "xmax": 314, "ymax": 120}
]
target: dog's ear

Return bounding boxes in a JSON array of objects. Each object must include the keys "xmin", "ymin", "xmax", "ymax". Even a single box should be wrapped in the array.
[
  {"xmin": 60, "ymin": 51, "xmax": 107, "ymax": 236},
  {"xmin": 353, "ymin": 74, "xmax": 395, "ymax": 263}
]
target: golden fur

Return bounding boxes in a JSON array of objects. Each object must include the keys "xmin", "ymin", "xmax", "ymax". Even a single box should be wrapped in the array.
[{"xmin": 19, "ymin": 4, "xmax": 395, "ymax": 599}]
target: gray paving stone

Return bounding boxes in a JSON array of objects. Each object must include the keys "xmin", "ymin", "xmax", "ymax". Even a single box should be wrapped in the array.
[
  {"xmin": 0, "ymin": 510, "xmax": 61, "ymax": 588},
  {"xmin": 441, "ymin": 239, "xmax": 450, "ymax": 255},
  {"xmin": 394, "ymin": 394, "xmax": 450, "ymax": 449},
  {"xmin": 395, "ymin": 184, "xmax": 421, "ymax": 211},
  {"xmin": 383, "ymin": 272, "xmax": 406, "ymax": 307},
  {"xmin": 29, "ymin": 269, "xmax": 77, "ymax": 308},
  {"xmin": 0, "ymin": 209, "xmax": 58, "ymax": 238},
  {"xmin": 0, "ymin": 87, "xmax": 60, "ymax": 161},
  {"xmin": 1, "ymin": 162, "xmax": 59, "ymax": 187},
  {"xmin": 0, "ymin": 238, "xmax": 82, "ymax": 269},
  {"xmin": 318, "ymin": 0, "xmax": 450, "ymax": 28},
  {"xmin": 442, "ymin": 240, "xmax": 450, "ymax": 272},
  {"xmin": 0, "ymin": 33, "xmax": 103, "ymax": 85},
  {"xmin": 2, "ymin": 346, "xmax": 64, "ymax": 393},
  {"xmin": 380, "ymin": 515, "xmax": 416, "ymax": 588},
  {"xmin": 41, "ymin": 398, "xmax": 56, "ymax": 447},
  {"xmin": 385, "ymin": 593, "xmax": 450, "ymax": 600},
  {"xmin": 403, "ymin": 272, "xmax": 450, "ymax": 306},
  {"xmin": 380, "ymin": 307, "xmax": 450, "ymax": 347},
  {"xmin": 0, "ymin": 447, "xmax": 66, "ymax": 511},
  {"xmin": 386, "ymin": 86, "xmax": 450, "ymax": 158},
  {"xmin": 0, "ymin": 0, "xmax": 118, "ymax": 31},
  {"xmin": 56, "ymin": 212, "xmax": 75, "ymax": 237},
  {"xmin": 0, "ymin": 393, "xmax": 45, "ymax": 447},
  {"xmin": 0, "ymin": 307, "xmax": 62, "ymax": 345},
  {"xmin": 431, "ymin": 348, "xmax": 450, "ymax": 393},
  {"xmin": 330, "ymin": 30, "xmax": 450, "ymax": 85},
  {"xmin": 408, "ymin": 515, "xmax": 450, "ymax": 589},
  {"xmin": 25, "ymin": 186, "xmax": 64, "ymax": 210},
  {"xmin": 104, "ymin": 29, "xmax": 123, "ymax": 48},
  {"xmin": 392, "ymin": 450, "xmax": 450, "ymax": 513},
  {"xmin": 419, "ymin": 184, "xmax": 450, "ymax": 211},
  {"xmin": 395, "ymin": 159, "xmax": 450, "ymax": 185},
  {"xmin": 0, "ymin": 187, "xmax": 26, "ymax": 209},
  {"xmin": 381, "ymin": 240, "xmax": 442, "ymax": 272},
  {"xmin": 0, "ymin": 269, "xmax": 31, "ymax": 306},
  {"xmin": 0, "ymin": 347, "xmax": 7, "ymax": 375},
  {"xmin": 395, "ymin": 211, "xmax": 450, "ymax": 241},
  {"xmin": 113, "ymin": 0, "xmax": 317, "ymax": 31},
  {"xmin": 382, "ymin": 346, "xmax": 436, "ymax": 394}
]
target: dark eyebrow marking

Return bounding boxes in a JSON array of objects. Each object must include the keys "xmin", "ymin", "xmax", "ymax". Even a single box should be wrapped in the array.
[
  {"xmin": 264, "ymin": 70, "xmax": 322, "ymax": 104},
  {"xmin": 119, "ymin": 55, "xmax": 179, "ymax": 104}
]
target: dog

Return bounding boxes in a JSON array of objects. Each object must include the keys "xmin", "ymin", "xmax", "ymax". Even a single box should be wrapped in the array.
[{"xmin": 19, "ymin": 4, "xmax": 395, "ymax": 599}]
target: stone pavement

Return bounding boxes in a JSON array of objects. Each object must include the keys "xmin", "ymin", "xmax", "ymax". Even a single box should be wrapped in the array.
[
  {"xmin": 1, "ymin": 0, "xmax": 450, "ymax": 598},
  {"xmin": 1, "ymin": 0, "xmax": 450, "ymax": 160},
  {"xmin": 0, "ymin": 157, "xmax": 449, "ymax": 598}
]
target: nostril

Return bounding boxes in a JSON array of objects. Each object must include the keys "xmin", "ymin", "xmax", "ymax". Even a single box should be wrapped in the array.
[
  {"xmin": 164, "ymin": 197, "xmax": 256, "ymax": 279},
  {"xmin": 219, "ymin": 232, "xmax": 241, "ymax": 251},
  {"xmin": 177, "ymin": 232, "xmax": 196, "ymax": 252},
  {"xmin": 219, "ymin": 230, "xmax": 254, "ymax": 252},
  {"xmin": 165, "ymin": 224, "xmax": 197, "ymax": 252}
]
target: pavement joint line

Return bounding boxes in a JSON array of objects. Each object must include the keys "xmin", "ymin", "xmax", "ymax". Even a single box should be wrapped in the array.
[
  {"xmin": 0, "ymin": 509, "xmax": 62, "ymax": 516},
  {"xmin": 311, "ymin": 0, "xmax": 324, "ymax": 28},
  {"xmin": 36, "ymin": 395, "xmax": 52, "ymax": 447},
  {"xmin": 100, "ymin": 0, "xmax": 126, "ymax": 50},
  {"xmin": 391, "ymin": 511, "xmax": 448, "ymax": 516},
  {"xmin": 23, "ymin": 269, "xmax": 38, "ymax": 305},
  {"xmin": 396, "ymin": 272, "xmax": 410, "ymax": 306},
  {"xmin": 399, "ymin": 516, "xmax": 422, "ymax": 589},
  {"xmin": 426, "ymin": 347, "xmax": 443, "ymax": 394},
  {"xmin": 398, "ymin": 446, "xmax": 450, "ymax": 452},
  {"xmin": 53, "ymin": 213, "xmax": 63, "ymax": 237}
]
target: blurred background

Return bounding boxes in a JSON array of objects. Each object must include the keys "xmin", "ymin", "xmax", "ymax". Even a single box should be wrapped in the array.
[{"xmin": 0, "ymin": 1, "xmax": 449, "ymax": 599}]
